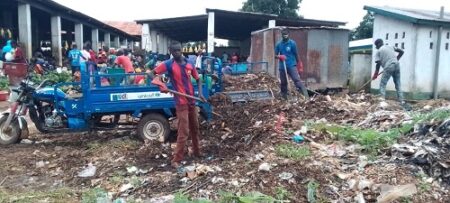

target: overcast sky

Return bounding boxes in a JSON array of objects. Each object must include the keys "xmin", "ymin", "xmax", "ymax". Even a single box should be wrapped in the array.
[{"xmin": 53, "ymin": 0, "xmax": 448, "ymax": 29}]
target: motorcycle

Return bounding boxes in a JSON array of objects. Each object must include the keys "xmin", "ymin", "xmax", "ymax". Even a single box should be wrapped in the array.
[{"xmin": 0, "ymin": 77, "xmax": 66, "ymax": 144}]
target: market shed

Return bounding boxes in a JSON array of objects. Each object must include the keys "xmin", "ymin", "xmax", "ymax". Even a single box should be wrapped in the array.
[{"xmin": 136, "ymin": 9, "xmax": 345, "ymax": 55}]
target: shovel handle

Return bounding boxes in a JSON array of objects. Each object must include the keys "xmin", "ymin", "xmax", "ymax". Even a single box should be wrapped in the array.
[
  {"xmin": 167, "ymin": 89, "xmax": 206, "ymax": 103},
  {"xmin": 357, "ymin": 71, "xmax": 384, "ymax": 92}
]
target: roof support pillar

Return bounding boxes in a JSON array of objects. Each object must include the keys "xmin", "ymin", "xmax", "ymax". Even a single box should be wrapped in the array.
[
  {"xmin": 142, "ymin": 23, "xmax": 151, "ymax": 51},
  {"xmin": 150, "ymin": 30, "xmax": 157, "ymax": 52},
  {"xmin": 18, "ymin": 3, "xmax": 32, "ymax": 58},
  {"xmin": 91, "ymin": 28, "xmax": 99, "ymax": 53},
  {"xmin": 51, "ymin": 15, "xmax": 62, "ymax": 66},
  {"xmin": 207, "ymin": 11, "xmax": 215, "ymax": 54},
  {"xmin": 123, "ymin": 38, "xmax": 128, "ymax": 48},
  {"xmin": 75, "ymin": 23, "xmax": 84, "ymax": 49},
  {"xmin": 162, "ymin": 35, "xmax": 168, "ymax": 54},
  {"xmin": 104, "ymin": 33, "xmax": 111, "ymax": 48},
  {"xmin": 114, "ymin": 36, "xmax": 120, "ymax": 48}
]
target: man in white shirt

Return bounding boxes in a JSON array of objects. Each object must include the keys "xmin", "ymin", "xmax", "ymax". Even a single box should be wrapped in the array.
[{"xmin": 195, "ymin": 49, "xmax": 203, "ymax": 69}]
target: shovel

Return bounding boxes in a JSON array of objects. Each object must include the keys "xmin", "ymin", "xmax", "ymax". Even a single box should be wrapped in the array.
[
  {"xmin": 357, "ymin": 71, "xmax": 384, "ymax": 92},
  {"xmin": 151, "ymin": 77, "xmax": 206, "ymax": 102}
]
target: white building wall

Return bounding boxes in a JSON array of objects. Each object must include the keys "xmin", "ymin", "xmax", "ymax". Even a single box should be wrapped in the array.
[
  {"xmin": 371, "ymin": 15, "xmax": 417, "ymax": 93},
  {"xmin": 438, "ymin": 28, "xmax": 450, "ymax": 94},
  {"xmin": 414, "ymin": 26, "xmax": 439, "ymax": 93}
]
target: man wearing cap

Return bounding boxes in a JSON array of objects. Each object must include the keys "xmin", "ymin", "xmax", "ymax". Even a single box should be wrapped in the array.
[{"xmin": 275, "ymin": 29, "xmax": 309, "ymax": 100}]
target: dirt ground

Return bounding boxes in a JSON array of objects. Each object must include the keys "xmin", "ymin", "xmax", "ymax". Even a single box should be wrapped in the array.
[{"xmin": 0, "ymin": 74, "xmax": 449, "ymax": 203}]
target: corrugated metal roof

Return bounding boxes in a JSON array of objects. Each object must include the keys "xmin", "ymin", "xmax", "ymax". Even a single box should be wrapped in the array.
[
  {"xmin": 136, "ymin": 8, "xmax": 346, "ymax": 42},
  {"xmin": 349, "ymin": 38, "xmax": 373, "ymax": 48},
  {"xmin": 365, "ymin": 6, "xmax": 450, "ymax": 27}
]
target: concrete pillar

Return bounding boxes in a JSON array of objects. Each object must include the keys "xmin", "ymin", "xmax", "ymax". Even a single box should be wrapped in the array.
[
  {"xmin": 18, "ymin": 3, "xmax": 32, "ymax": 58},
  {"xmin": 123, "ymin": 38, "xmax": 128, "ymax": 48},
  {"xmin": 114, "ymin": 36, "xmax": 120, "ymax": 48},
  {"xmin": 142, "ymin": 23, "xmax": 151, "ymax": 51},
  {"xmin": 161, "ymin": 35, "xmax": 166, "ymax": 54},
  {"xmin": 207, "ymin": 11, "xmax": 215, "ymax": 54},
  {"xmin": 130, "ymin": 40, "xmax": 134, "ymax": 51},
  {"xmin": 75, "ymin": 23, "xmax": 83, "ymax": 49},
  {"xmin": 91, "ymin": 29, "xmax": 99, "ymax": 52},
  {"xmin": 167, "ymin": 38, "xmax": 172, "ymax": 51},
  {"xmin": 150, "ymin": 30, "xmax": 157, "ymax": 52},
  {"xmin": 104, "ymin": 33, "xmax": 111, "ymax": 48},
  {"xmin": 268, "ymin": 20, "xmax": 276, "ymax": 28},
  {"xmin": 51, "ymin": 16, "xmax": 62, "ymax": 66},
  {"xmin": 156, "ymin": 34, "xmax": 161, "ymax": 53}
]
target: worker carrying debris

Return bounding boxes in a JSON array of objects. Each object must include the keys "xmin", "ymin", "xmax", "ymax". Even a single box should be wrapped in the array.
[
  {"xmin": 149, "ymin": 42, "xmax": 207, "ymax": 169},
  {"xmin": 372, "ymin": 39, "xmax": 410, "ymax": 110},
  {"xmin": 275, "ymin": 29, "xmax": 309, "ymax": 100}
]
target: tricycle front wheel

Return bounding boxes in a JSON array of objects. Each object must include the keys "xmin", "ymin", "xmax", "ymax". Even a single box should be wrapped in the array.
[
  {"xmin": 0, "ymin": 116, "xmax": 21, "ymax": 145},
  {"xmin": 137, "ymin": 113, "xmax": 170, "ymax": 142}
]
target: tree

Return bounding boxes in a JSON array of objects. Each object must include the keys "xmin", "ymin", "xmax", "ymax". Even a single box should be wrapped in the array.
[
  {"xmin": 351, "ymin": 12, "xmax": 374, "ymax": 40},
  {"xmin": 241, "ymin": 0, "xmax": 301, "ymax": 19}
]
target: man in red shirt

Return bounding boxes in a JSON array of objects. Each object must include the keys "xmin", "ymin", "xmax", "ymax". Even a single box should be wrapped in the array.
[
  {"xmin": 115, "ymin": 49, "xmax": 135, "ymax": 84},
  {"xmin": 115, "ymin": 49, "xmax": 134, "ymax": 73},
  {"xmin": 150, "ymin": 42, "xmax": 206, "ymax": 168}
]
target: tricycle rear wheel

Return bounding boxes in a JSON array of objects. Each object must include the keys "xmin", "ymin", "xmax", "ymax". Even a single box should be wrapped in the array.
[
  {"xmin": 137, "ymin": 113, "xmax": 170, "ymax": 142},
  {"xmin": 0, "ymin": 116, "xmax": 21, "ymax": 145}
]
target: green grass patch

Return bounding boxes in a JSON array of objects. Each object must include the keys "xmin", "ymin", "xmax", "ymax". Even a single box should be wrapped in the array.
[
  {"xmin": 413, "ymin": 108, "xmax": 450, "ymax": 123},
  {"xmin": 274, "ymin": 186, "xmax": 292, "ymax": 201},
  {"xmin": 81, "ymin": 188, "xmax": 109, "ymax": 203},
  {"xmin": 312, "ymin": 123, "xmax": 403, "ymax": 154},
  {"xmin": 275, "ymin": 143, "xmax": 311, "ymax": 160},
  {"xmin": 310, "ymin": 108, "xmax": 450, "ymax": 155},
  {"xmin": 0, "ymin": 188, "xmax": 77, "ymax": 203}
]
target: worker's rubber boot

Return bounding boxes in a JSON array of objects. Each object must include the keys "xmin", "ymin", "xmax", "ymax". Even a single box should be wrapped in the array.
[{"xmin": 401, "ymin": 101, "xmax": 412, "ymax": 111}]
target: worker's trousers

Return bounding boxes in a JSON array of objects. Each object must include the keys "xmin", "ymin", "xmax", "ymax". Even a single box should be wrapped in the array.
[
  {"xmin": 172, "ymin": 104, "xmax": 201, "ymax": 163},
  {"xmin": 380, "ymin": 62, "xmax": 404, "ymax": 102},
  {"xmin": 279, "ymin": 65, "xmax": 309, "ymax": 99}
]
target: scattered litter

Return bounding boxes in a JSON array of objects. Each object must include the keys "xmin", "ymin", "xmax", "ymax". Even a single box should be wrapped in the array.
[
  {"xmin": 148, "ymin": 195, "xmax": 175, "ymax": 203},
  {"xmin": 253, "ymin": 121, "xmax": 263, "ymax": 127},
  {"xmin": 354, "ymin": 192, "xmax": 366, "ymax": 203},
  {"xmin": 258, "ymin": 163, "xmax": 271, "ymax": 172},
  {"xmin": 377, "ymin": 184, "xmax": 417, "ymax": 203},
  {"xmin": 36, "ymin": 161, "xmax": 46, "ymax": 168},
  {"xmin": 126, "ymin": 166, "xmax": 138, "ymax": 174},
  {"xmin": 119, "ymin": 183, "xmax": 133, "ymax": 193},
  {"xmin": 77, "ymin": 163, "xmax": 97, "ymax": 178},
  {"xmin": 279, "ymin": 172, "xmax": 294, "ymax": 180},
  {"xmin": 20, "ymin": 139, "xmax": 33, "ymax": 144},
  {"xmin": 212, "ymin": 176, "xmax": 225, "ymax": 184},
  {"xmin": 255, "ymin": 153, "xmax": 265, "ymax": 161},
  {"xmin": 292, "ymin": 135, "xmax": 305, "ymax": 143}
]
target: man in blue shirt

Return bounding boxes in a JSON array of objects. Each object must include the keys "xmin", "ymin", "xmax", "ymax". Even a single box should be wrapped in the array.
[
  {"xmin": 67, "ymin": 44, "xmax": 83, "ymax": 75},
  {"xmin": 275, "ymin": 29, "xmax": 309, "ymax": 100}
]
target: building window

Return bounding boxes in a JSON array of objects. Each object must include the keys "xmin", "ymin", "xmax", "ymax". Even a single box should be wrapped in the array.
[
  {"xmin": 430, "ymin": 31, "xmax": 433, "ymax": 38},
  {"xmin": 395, "ymin": 43, "xmax": 398, "ymax": 47},
  {"xmin": 430, "ymin": 42, "xmax": 434, "ymax": 49},
  {"xmin": 386, "ymin": 33, "xmax": 389, "ymax": 40},
  {"xmin": 401, "ymin": 42, "xmax": 405, "ymax": 49},
  {"xmin": 402, "ymin": 32, "xmax": 406, "ymax": 39},
  {"xmin": 395, "ymin": 33, "xmax": 398, "ymax": 39},
  {"xmin": 447, "ymin": 32, "xmax": 450, "ymax": 39},
  {"xmin": 446, "ymin": 43, "xmax": 449, "ymax": 50}
]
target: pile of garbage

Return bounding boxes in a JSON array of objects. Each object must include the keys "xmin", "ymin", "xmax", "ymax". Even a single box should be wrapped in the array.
[
  {"xmin": 223, "ymin": 73, "xmax": 279, "ymax": 91},
  {"xmin": 392, "ymin": 113, "xmax": 450, "ymax": 184}
]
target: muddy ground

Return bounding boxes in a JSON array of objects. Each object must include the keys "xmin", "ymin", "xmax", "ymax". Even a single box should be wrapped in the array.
[{"xmin": 0, "ymin": 73, "xmax": 449, "ymax": 203}]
